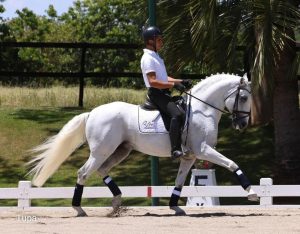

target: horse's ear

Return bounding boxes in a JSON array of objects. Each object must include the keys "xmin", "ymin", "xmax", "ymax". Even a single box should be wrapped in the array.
[
  {"xmin": 242, "ymin": 73, "xmax": 248, "ymax": 82},
  {"xmin": 240, "ymin": 77, "xmax": 245, "ymax": 85},
  {"xmin": 239, "ymin": 73, "xmax": 249, "ymax": 86}
]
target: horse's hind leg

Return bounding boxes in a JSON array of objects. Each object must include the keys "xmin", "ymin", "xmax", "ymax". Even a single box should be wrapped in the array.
[
  {"xmin": 97, "ymin": 142, "xmax": 133, "ymax": 213},
  {"xmin": 196, "ymin": 143, "xmax": 259, "ymax": 201},
  {"xmin": 72, "ymin": 154, "xmax": 109, "ymax": 217}
]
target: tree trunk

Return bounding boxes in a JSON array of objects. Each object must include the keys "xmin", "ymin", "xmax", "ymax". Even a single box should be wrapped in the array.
[
  {"xmin": 251, "ymin": 80, "xmax": 273, "ymax": 125},
  {"xmin": 273, "ymin": 31, "xmax": 300, "ymax": 188},
  {"xmin": 250, "ymin": 21, "xmax": 273, "ymax": 125}
]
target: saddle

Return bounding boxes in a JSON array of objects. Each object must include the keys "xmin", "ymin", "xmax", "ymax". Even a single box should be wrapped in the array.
[{"xmin": 140, "ymin": 95, "xmax": 187, "ymax": 132}]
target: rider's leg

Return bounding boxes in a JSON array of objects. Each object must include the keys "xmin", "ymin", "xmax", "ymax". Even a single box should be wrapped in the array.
[
  {"xmin": 167, "ymin": 102, "xmax": 185, "ymax": 159},
  {"xmin": 148, "ymin": 88, "xmax": 184, "ymax": 159}
]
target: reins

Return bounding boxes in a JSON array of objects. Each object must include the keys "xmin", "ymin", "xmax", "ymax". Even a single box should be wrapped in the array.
[
  {"xmin": 183, "ymin": 90, "xmax": 229, "ymax": 115},
  {"xmin": 182, "ymin": 83, "xmax": 251, "ymax": 147},
  {"xmin": 182, "ymin": 86, "xmax": 251, "ymax": 117}
]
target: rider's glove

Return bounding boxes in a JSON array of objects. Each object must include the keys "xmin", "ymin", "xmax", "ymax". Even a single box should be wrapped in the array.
[
  {"xmin": 181, "ymin": 79, "xmax": 192, "ymax": 90},
  {"xmin": 173, "ymin": 82, "xmax": 186, "ymax": 92}
]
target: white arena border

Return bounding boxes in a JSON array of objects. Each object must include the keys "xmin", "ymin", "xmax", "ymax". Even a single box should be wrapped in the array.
[{"xmin": 0, "ymin": 178, "xmax": 299, "ymax": 209}]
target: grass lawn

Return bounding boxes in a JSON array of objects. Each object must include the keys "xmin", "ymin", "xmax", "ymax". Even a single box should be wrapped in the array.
[{"xmin": 0, "ymin": 86, "xmax": 274, "ymax": 206}]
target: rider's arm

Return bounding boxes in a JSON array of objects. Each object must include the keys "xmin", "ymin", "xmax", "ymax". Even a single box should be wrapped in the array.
[
  {"xmin": 168, "ymin": 76, "xmax": 182, "ymax": 83},
  {"xmin": 147, "ymin": 72, "xmax": 175, "ymax": 89}
]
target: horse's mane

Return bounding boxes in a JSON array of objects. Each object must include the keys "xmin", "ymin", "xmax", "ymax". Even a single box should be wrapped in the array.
[{"xmin": 192, "ymin": 73, "xmax": 241, "ymax": 93}]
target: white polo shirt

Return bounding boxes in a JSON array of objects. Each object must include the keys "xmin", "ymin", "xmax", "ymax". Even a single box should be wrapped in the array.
[{"xmin": 140, "ymin": 49, "xmax": 168, "ymax": 88}]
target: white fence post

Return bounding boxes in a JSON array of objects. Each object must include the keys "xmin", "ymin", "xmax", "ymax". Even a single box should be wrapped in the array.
[
  {"xmin": 18, "ymin": 181, "xmax": 31, "ymax": 209},
  {"xmin": 260, "ymin": 178, "xmax": 273, "ymax": 206}
]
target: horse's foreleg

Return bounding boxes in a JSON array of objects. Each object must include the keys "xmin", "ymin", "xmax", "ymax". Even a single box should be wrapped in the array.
[
  {"xmin": 196, "ymin": 144, "xmax": 259, "ymax": 201},
  {"xmin": 170, "ymin": 156, "xmax": 196, "ymax": 215}
]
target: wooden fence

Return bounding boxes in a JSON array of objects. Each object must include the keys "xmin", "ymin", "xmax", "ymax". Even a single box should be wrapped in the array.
[
  {"xmin": 3, "ymin": 42, "xmax": 299, "ymax": 106},
  {"xmin": 0, "ymin": 42, "xmax": 205, "ymax": 107}
]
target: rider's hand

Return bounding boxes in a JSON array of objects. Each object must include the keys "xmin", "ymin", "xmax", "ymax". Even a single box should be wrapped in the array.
[
  {"xmin": 173, "ymin": 82, "xmax": 186, "ymax": 92},
  {"xmin": 181, "ymin": 79, "xmax": 192, "ymax": 90}
]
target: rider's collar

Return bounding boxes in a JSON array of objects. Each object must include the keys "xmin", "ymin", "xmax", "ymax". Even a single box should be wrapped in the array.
[{"xmin": 143, "ymin": 48, "xmax": 159, "ymax": 56}]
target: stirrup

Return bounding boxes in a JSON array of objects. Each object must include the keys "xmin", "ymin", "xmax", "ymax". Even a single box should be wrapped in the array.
[{"xmin": 171, "ymin": 150, "xmax": 184, "ymax": 160}]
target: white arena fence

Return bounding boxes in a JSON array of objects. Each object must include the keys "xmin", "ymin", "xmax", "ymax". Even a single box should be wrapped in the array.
[{"xmin": 0, "ymin": 178, "xmax": 299, "ymax": 209}]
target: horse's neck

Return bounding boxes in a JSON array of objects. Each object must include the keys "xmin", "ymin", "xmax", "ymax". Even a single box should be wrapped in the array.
[{"xmin": 190, "ymin": 77, "xmax": 236, "ymax": 122}]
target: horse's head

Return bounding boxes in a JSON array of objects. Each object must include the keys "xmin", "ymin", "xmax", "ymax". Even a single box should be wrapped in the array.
[{"xmin": 224, "ymin": 74, "xmax": 252, "ymax": 131}]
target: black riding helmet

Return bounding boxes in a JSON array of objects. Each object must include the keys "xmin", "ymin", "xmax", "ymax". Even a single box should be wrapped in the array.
[{"xmin": 142, "ymin": 26, "xmax": 162, "ymax": 42}]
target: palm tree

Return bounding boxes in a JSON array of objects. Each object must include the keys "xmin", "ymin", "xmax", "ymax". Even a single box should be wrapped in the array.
[{"xmin": 158, "ymin": 0, "xmax": 300, "ymax": 186}]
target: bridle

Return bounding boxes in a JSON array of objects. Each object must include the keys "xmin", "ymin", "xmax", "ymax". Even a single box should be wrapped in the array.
[
  {"xmin": 224, "ymin": 86, "xmax": 251, "ymax": 121},
  {"xmin": 183, "ymin": 86, "xmax": 251, "ymax": 145},
  {"xmin": 183, "ymin": 85, "xmax": 251, "ymax": 120},
  {"xmin": 183, "ymin": 81, "xmax": 251, "ymax": 146}
]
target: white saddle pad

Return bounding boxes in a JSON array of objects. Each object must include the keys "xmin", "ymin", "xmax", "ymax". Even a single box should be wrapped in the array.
[{"xmin": 138, "ymin": 107, "xmax": 168, "ymax": 134}]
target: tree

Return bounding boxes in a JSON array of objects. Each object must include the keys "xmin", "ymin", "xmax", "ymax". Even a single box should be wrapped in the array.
[
  {"xmin": 3, "ymin": 0, "xmax": 147, "ymax": 87},
  {"xmin": 159, "ymin": 0, "xmax": 300, "ymax": 186},
  {"xmin": 0, "ymin": 0, "xmax": 12, "ymax": 42},
  {"xmin": 0, "ymin": 0, "xmax": 25, "ymax": 85},
  {"xmin": 58, "ymin": 0, "xmax": 146, "ymax": 87}
]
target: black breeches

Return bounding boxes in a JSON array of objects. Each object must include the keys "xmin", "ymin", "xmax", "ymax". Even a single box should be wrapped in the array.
[{"xmin": 148, "ymin": 88, "xmax": 183, "ymax": 122}]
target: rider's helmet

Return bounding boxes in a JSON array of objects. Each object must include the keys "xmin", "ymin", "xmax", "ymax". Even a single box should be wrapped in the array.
[{"xmin": 142, "ymin": 26, "xmax": 162, "ymax": 42}]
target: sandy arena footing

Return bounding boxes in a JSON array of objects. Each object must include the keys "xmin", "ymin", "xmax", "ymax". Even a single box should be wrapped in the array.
[{"xmin": 0, "ymin": 206, "xmax": 300, "ymax": 234}]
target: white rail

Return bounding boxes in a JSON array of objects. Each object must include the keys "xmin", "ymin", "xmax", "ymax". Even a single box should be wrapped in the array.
[{"xmin": 0, "ymin": 178, "xmax": 299, "ymax": 209}]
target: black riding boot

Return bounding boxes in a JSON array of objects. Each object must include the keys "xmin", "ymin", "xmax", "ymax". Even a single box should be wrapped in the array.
[{"xmin": 169, "ymin": 117, "xmax": 183, "ymax": 160}]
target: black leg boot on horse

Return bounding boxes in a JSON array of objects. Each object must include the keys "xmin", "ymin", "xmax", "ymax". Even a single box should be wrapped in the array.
[
  {"xmin": 169, "ymin": 117, "xmax": 184, "ymax": 160},
  {"xmin": 72, "ymin": 183, "xmax": 88, "ymax": 217},
  {"xmin": 103, "ymin": 175, "xmax": 124, "ymax": 216}
]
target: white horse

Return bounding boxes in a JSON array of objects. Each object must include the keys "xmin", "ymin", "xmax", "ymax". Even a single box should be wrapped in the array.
[{"xmin": 28, "ymin": 73, "xmax": 258, "ymax": 216}]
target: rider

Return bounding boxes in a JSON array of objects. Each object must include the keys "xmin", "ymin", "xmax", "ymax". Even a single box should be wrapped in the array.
[{"xmin": 140, "ymin": 26, "xmax": 191, "ymax": 160}]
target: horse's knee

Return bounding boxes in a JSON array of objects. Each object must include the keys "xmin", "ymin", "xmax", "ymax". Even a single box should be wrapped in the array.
[
  {"xmin": 77, "ymin": 168, "xmax": 87, "ymax": 185},
  {"xmin": 195, "ymin": 143, "xmax": 239, "ymax": 172},
  {"xmin": 228, "ymin": 161, "xmax": 239, "ymax": 172}
]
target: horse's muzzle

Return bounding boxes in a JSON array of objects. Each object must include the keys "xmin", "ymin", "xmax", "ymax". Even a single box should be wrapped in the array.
[{"xmin": 232, "ymin": 117, "xmax": 249, "ymax": 131}]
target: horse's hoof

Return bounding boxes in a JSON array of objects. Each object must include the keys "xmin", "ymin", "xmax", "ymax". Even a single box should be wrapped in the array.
[
  {"xmin": 247, "ymin": 188, "xmax": 259, "ymax": 201},
  {"xmin": 248, "ymin": 193, "xmax": 259, "ymax": 201},
  {"xmin": 170, "ymin": 206, "xmax": 186, "ymax": 216},
  {"xmin": 112, "ymin": 194, "xmax": 122, "ymax": 210},
  {"xmin": 72, "ymin": 206, "xmax": 88, "ymax": 217},
  {"xmin": 107, "ymin": 206, "xmax": 127, "ymax": 217}
]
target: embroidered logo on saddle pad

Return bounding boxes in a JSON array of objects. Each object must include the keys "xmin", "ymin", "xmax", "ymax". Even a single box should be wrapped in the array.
[{"xmin": 138, "ymin": 107, "xmax": 168, "ymax": 134}]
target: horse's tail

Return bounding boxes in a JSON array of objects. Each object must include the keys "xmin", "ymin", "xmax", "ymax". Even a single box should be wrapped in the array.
[{"xmin": 27, "ymin": 112, "xmax": 90, "ymax": 187}]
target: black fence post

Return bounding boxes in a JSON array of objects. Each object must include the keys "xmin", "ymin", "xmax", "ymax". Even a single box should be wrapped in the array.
[{"xmin": 79, "ymin": 44, "xmax": 86, "ymax": 107}]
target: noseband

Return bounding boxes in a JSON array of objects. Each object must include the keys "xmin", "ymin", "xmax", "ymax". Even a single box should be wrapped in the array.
[{"xmin": 224, "ymin": 86, "xmax": 251, "ymax": 121}]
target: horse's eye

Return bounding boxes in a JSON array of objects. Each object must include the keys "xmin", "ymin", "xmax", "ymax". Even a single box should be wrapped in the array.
[{"xmin": 240, "ymin": 95, "xmax": 248, "ymax": 102}]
